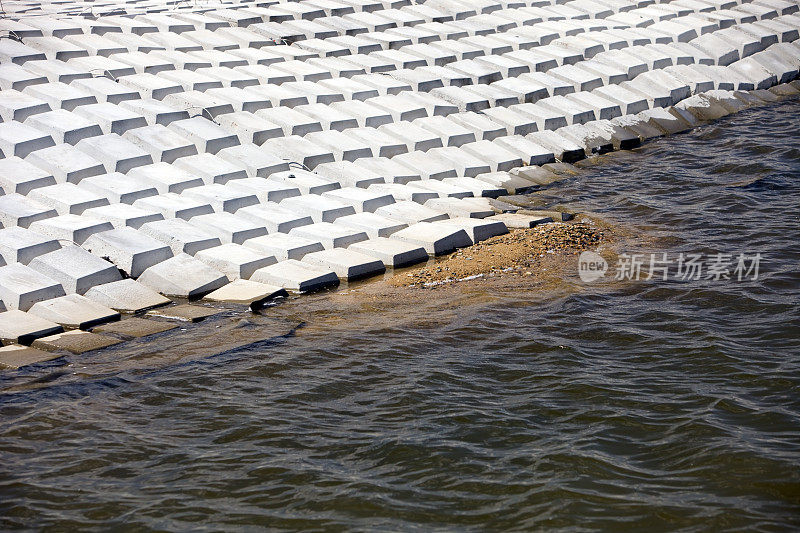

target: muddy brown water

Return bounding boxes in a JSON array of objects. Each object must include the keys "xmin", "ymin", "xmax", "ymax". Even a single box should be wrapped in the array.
[{"xmin": 1, "ymin": 100, "xmax": 799, "ymax": 531}]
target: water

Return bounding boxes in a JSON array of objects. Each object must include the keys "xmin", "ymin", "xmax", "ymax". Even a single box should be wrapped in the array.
[{"xmin": 2, "ymin": 101, "xmax": 799, "ymax": 531}]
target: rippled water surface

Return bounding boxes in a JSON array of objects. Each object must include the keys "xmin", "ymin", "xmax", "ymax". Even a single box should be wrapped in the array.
[{"xmin": 2, "ymin": 101, "xmax": 799, "ymax": 531}]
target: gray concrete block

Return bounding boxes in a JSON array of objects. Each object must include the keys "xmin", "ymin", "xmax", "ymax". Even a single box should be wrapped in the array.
[
  {"xmin": 29, "ymin": 293, "xmax": 119, "ymax": 330},
  {"xmin": 250, "ymin": 259, "xmax": 339, "ymax": 293},
  {"xmin": 138, "ymin": 253, "xmax": 228, "ymax": 299},
  {"xmin": 140, "ymin": 218, "xmax": 221, "ymax": 256},
  {"xmin": 334, "ymin": 211, "xmax": 407, "ymax": 238},
  {"xmin": 82, "ymin": 227, "xmax": 173, "ymax": 278},
  {"xmin": 28, "ymin": 244, "xmax": 121, "ymax": 295},
  {"xmin": 391, "ymin": 221, "xmax": 471, "ymax": 255},
  {"xmin": 244, "ymin": 232, "xmax": 324, "ymax": 261},
  {"xmin": 0, "ymin": 156, "xmax": 57, "ymax": 195},
  {"xmin": 83, "ymin": 278, "xmax": 170, "ymax": 314},
  {"xmin": 172, "ymin": 154, "xmax": 248, "ymax": 185},
  {"xmin": 28, "ymin": 214, "xmax": 113, "ymax": 245},
  {"xmin": 0, "ymin": 263, "xmax": 66, "ymax": 311},
  {"xmin": 0, "ymin": 89, "xmax": 51, "ymax": 122},
  {"xmin": 78, "ymin": 172, "xmax": 158, "ymax": 205},
  {"xmin": 0, "ymin": 121, "xmax": 55, "ymax": 158},
  {"xmin": 375, "ymin": 200, "xmax": 449, "ymax": 224},
  {"xmin": 194, "ymin": 243, "xmax": 276, "ymax": 281},
  {"xmin": 24, "ymin": 143, "xmax": 106, "ymax": 184},
  {"xmin": 302, "ymin": 248, "xmax": 385, "ymax": 280},
  {"xmin": 188, "ymin": 212, "xmax": 267, "ymax": 245},
  {"xmin": 0, "ymin": 310, "xmax": 63, "ymax": 346}
]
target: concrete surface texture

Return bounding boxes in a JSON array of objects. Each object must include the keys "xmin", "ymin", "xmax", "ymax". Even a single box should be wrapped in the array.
[{"xmin": 0, "ymin": 0, "xmax": 799, "ymax": 345}]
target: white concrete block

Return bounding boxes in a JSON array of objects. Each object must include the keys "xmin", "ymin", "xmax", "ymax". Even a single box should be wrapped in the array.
[
  {"xmin": 120, "ymin": 98, "xmax": 190, "ymax": 127},
  {"xmin": 391, "ymin": 221, "xmax": 471, "ymax": 255},
  {"xmin": 480, "ymin": 106, "xmax": 539, "ymax": 136},
  {"xmin": 25, "ymin": 144, "xmax": 106, "ymax": 184},
  {"xmin": 0, "ymin": 263, "xmax": 65, "ymax": 311},
  {"xmin": 0, "ymin": 310, "xmax": 63, "ymax": 346},
  {"xmin": 0, "ymin": 226, "xmax": 59, "ymax": 265},
  {"xmin": 140, "ymin": 218, "xmax": 221, "ymax": 256},
  {"xmin": 391, "ymin": 151, "xmax": 459, "ymax": 180},
  {"xmin": 306, "ymin": 130, "xmax": 374, "ymax": 162},
  {"xmin": 78, "ymin": 172, "xmax": 158, "ymax": 205},
  {"xmin": 442, "ymin": 176, "xmax": 506, "ymax": 198},
  {"xmin": 302, "ymin": 248, "xmax": 385, "ymax": 280},
  {"xmin": 427, "ymin": 146, "xmax": 493, "ymax": 177},
  {"xmin": 354, "ymin": 157, "xmax": 422, "ymax": 184},
  {"xmin": 29, "ymin": 183, "xmax": 109, "ymax": 215},
  {"xmin": 180, "ymin": 184, "xmax": 259, "ymax": 214},
  {"xmin": 348, "ymin": 237, "xmax": 428, "ymax": 268},
  {"xmin": 375, "ymin": 200, "xmax": 449, "ymax": 224},
  {"xmin": 424, "ymin": 197, "xmax": 495, "ymax": 219},
  {"xmin": 290, "ymin": 222, "xmax": 369, "ymax": 249},
  {"xmin": 0, "ymin": 89, "xmax": 51, "ymax": 123},
  {"xmin": 75, "ymin": 134, "xmax": 153, "ymax": 174},
  {"xmin": 0, "ymin": 194, "xmax": 57, "ymax": 229},
  {"xmin": 168, "ymin": 117, "xmax": 239, "ymax": 154},
  {"xmin": 138, "ymin": 253, "xmax": 227, "ymax": 299},
  {"xmin": 313, "ymin": 161, "xmax": 385, "ymax": 188},
  {"xmin": 250, "ymin": 259, "xmax": 339, "ymax": 293},
  {"xmin": 0, "ymin": 121, "xmax": 55, "ymax": 158},
  {"xmin": 188, "ymin": 212, "xmax": 267, "ymax": 245},
  {"xmin": 261, "ymin": 136, "xmax": 336, "ymax": 169},
  {"xmin": 203, "ymin": 279, "xmax": 288, "ymax": 310},
  {"xmin": 334, "ymin": 211, "xmax": 407, "ymax": 238},
  {"xmin": 243, "ymin": 233, "xmax": 324, "ymax": 261},
  {"xmin": 322, "ymin": 187, "xmax": 395, "ymax": 213},
  {"xmin": 29, "ymin": 293, "xmax": 119, "ymax": 330},
  {"xmin": 527, "ymin": 131, "xmax": 586, "ymax": 163},
  {"xmin": 28, "ymin": 244, "xmax": 121, "ymax": 295},
  {"xmin": 28, "ymin": 215, "xmax": 112, "ymax": 246},
  {"xmin": 378, "ymin": 122, "xmax": 444, "ymax": 152},
  {"xmin": 0, "ymin": 156, "xmax": 56, "ymax": 195},
  {"xmin": 194, "ymin": 243, "xmax": 276, "ymax": 281},
  {"xmin": 133, "ymin": 193, "xmax": 214, "ymax": 221},
  {"xmin": 75, "ymin": 102, "xmax": 148, "ymax": 135},
  {"xmin": 461, "ymin": 140, "xmax": 525, "ymax": 172},
  {"xmin": 172, "ymin": 153, "xmax": 248, "ymax": 185},
  {"xmin": 493, "ymin": 136, "xmax": 556, "ymax": 166},
  {"xmin": 82, "ymin": 227, "xmax": 173, "ymax": 278}
]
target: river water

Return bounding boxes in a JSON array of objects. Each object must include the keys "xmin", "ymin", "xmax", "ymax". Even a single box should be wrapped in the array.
[{"xmin": 1, "ymin": 100, "xmax": 799, "ymax": 531}]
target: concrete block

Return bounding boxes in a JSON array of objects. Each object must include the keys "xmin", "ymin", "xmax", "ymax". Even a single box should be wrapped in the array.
[
  {"xmin": 203, "ymin": 279, "xmax": 287, "ymax": 310},
  {"xmin": 391, "ymin": 222, "xmax": 471, "ymax": 255},
  {"xmin": 344, "ymin": 127, "xmax": 409, "ymax": 158},
  {"xmin": 22, "ymin": 59, "xmax": 91, "ymax": 85},
  {"xmin": 527, "ymin": 131, "xmax": 586, "ymax": 163},
  {"xmin": 280, "ymin": 194, "xmax": 356, "ymax": 223},
  {"xmin": 74, "ymin": 102, "xmax": 148, "ymax": 135},
  {"xmin": 172, "ymin": 154, "xmax": 247, "ymax": 185},
  {"xmin": 28, "ymin": 215, "xmax": 112, "ymax": 246},
  {"xmin": 557, "ymin": 123, "xmax": 614, "ymax": 154},
  {"xmin": 25, "ymin": 144, "xmax": 106, "ymax": 184},
  {"xmin": 0, "ymin": 344, "xmax": 62, "ymax": 368},
  {"xmin": 413, "ymin": 115, "xmax": 475, "ymax": 147},
  {"xmin": 442, "ymin": 176, "xmax": 506, "ymax": 198},
  {"xmin": 117, "ymin": 73, "xmax": 183, "ymax": 101},
  {"xmin": 379, "ymin": 122, "xmax": 444, "ymax": 152},
  {"xmin": 306, "ymin": 130, "xmax": 375, "ymax": 162},
  {"xmin": 23, "ymin": 81, "xmax": 97, "ymax": 112},
  {"xmin": 493, "ymin": 136, "xmax": 556, "ymax": 166},
  {"xmin": 690, "ymin": 32, "xmax": 740, "ymax": 65},
  {"xmin": 0, "ymin": 310, "xmax": 63, "ymax": 346},
  {"xmin": 28, "ymin": 244, "xmax": 121, "ymax": 295},
  {"xmin": 410, "ymin": 180, "xmax": 473, "ymax": 199},
  {"xmin": 75, "ymin": 134, "xmax": 153, "ymax": 174},
  {"xmin": 319, "ymin": 77, "xmax": 380, "ymax": 101},
  {"xmin": 194, "ymin": 243, "xmax": 276, "ymax": 281},
  {"xmin": 140, "ymin": 218, "xmax": 221, "ymax": 256},
  {"xmin": 612, "ymin": 114, "xmax": 668, "ymax": 141},
  {"xmin": 261, "ymin": 136, "xmax": 335, "ymax": 169},
  {"xmin": 0, "ymin": 121, "xmax": 55, "ymax": 158},
  {"xmin": 250, "ymin": 259, "xmax": 339, "ymax": 293},
  {"xmin": 29, "ymin": 183, "xmax": 109, "ymax": 215},
  {"xmin": 189, "ymin": 212, "xmax": 267, "ymax": 245},
  {"xmin": 244, "ymin": 233, "xmax": 324, "ymax": 261},
  {"xmin": 461, "ymin": 140, "xmax": 525, "ymax": 172},
  {"xmin": 400, "ymin": 92, "xmax": 459, "ymax": 117},
  {"xmin": 0, "ymin": 89, "xmax": 51, "ymax": 122},
  {"xmin": 0, "ymin": 263, "xmax": 65, "ymax": 311},
  {"xmin": 127, "ymin": 163, "xmax": 204, "ymax": 195},
  {"xmin": 81, "ymin": 203, "xmax": 164, "ymax": 230},
  {"xmin": 302, "ymin": 248, "xmax": 385, "ymax": 280},
  {"xmin": 313, "ymin": 160, "xmax": 385, "ymax": 189},
  {"xmin": 369, "ymin": 183, "xmax": 439, "ymax": 204},
  {"xmin": 348, "ymin": 237, "xmax": 427, "ymax": 268},
  {"xmin": 639, "ymin": 107, "xmax": 695, "ymax": 134},
  {"xmin": 427, "ymin": 146, "xmax": 492, "ymax": 177},
  {"xmin": 437, "ymin": 216, "xmax": 508, "ymax": 243},
  {"xmin": 269, "ymin": 170, "xmax": 340, "ymax": 196},
  {"xmin": 290, "ymin": 222, "xmax": 369, "ymax": 249},
  {"xmin": 473, "ymin": 171, "xmax": 538, "ymax": 195},
  {"xmin": 134, "ymin": 193, "xmax": 214, "ymax": 220},
  {"xmin": 0, "ymin": 194, "xmax": 57, "ymax": 229},
  {"xmin": 334, "ymin": 211, "xmax": 407, "ymax": 239},
  {"xmin": 317, "ymin": 99, "xmax": 391, "ymax": 130},
  {"xmin": 354, "ymin": 157, "xmax": 422, "ymax": 184},
  {"xmin": 28, "ymin": 293, "xmax": 119, "ymax": 330},
  {"xmin": 83, "ymin": 278, "xmax": 170, "ymax": 313},
  {"xmin": 138, "ymin": 253, "xmax": 228, "ymax": 299},
  {"xmin": 593, "ymin": 85, "xmax": 650, "ymax": 115},
  {"xmin": 82, "ymin": 227, "xmax": 173, "ymax": 278},
  {"xmin": 490, "ymin": 77, "xmax": 549, "ymax": 104},
  {"xmin": 78, "ymin": 173, "xmax": 158, "ymax": 205},
  {"xmin": 480, "ymin": 106, "xmax": 539, "ymax": 136},
  {"xmin": 120, "ymin": 98, "xmax": 190, "ymax": 127},
  {"xmin": 168, "ymin": 117, "xmax": 239, "ymax": 154},
  {"xmin": 216, "ymin": 111, "xmax": 283, "ymax": 146},
  {"xmin": 0, "ymin": 156, "xmax": 56, "ymax": 195},
  {"xmin": 351, "ymin": 73, "xmax": 412, "ymax": 95},
  {"xmin": 121, "ymin": 125, "xmax": 198, "ymax": 164},
  {"xmin": 31, "ymin": 329, "xmax": 121, "ymax": 354},
  {"xmin": 180, "ymin": 184, "xmax": 258, "ymax": 214},
  {"xmin": 282, "ymin": 80, "xmax": 346, "ymax": 105},
  {"xmin": 375, "ymin": 200, "xmax": 449, "ymax": 224},
  {"xmin": 322, "ymin": 187, "xmax": 395, "ymax": 213},
  {"xmin": 0, "ymin": 226, "xmax": 59, "ymax": 265},
  {"xmin": 424, "ymin": 197, "xmax": 495, "ymax": 219}
]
